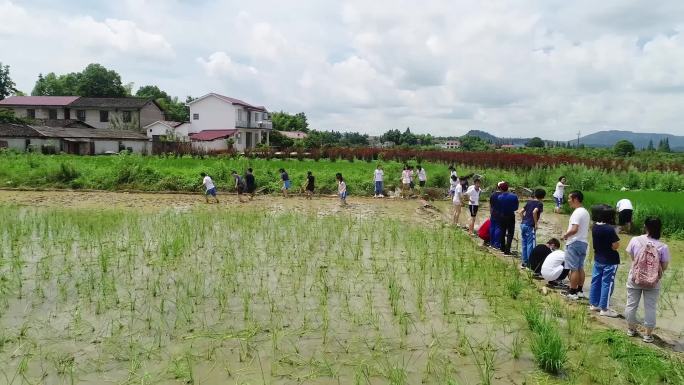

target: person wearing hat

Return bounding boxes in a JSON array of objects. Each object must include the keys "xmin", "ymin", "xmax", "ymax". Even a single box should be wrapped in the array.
[
  {"xmin": 489, "ymin": 182, "xmax": 505, "ymax": 249},
  {"xmin": 497, "ymin": 182, "xmax": 519, "ymax": 255}
]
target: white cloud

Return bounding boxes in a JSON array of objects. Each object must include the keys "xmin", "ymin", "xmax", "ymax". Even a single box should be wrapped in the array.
[{"xmin": 4, "ymin": 0, "xmax": 684, "ymax": 139}]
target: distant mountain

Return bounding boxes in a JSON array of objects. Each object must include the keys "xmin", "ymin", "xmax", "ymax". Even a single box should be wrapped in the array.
[
  {"xmin": 462, "ymin": 129, "xmax": 684, "ymax": 151},
  {"xmin": 578, "ymin": 130, "xmax": 684, "ymax": 151},
  {"xmin": 464, "ymin": 130, "xmax": 531, "ymax": 146}
]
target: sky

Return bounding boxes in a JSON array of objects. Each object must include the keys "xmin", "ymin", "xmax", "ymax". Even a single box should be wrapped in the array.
[{"xmin": 2, "ymin": 0, "xmax": 684, "ymax": 140}]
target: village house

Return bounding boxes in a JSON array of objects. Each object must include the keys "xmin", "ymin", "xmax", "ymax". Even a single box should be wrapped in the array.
[
  {"xmin": 144, "ymin": 120, "xmax": 191, "ymax": 142},
  {"xmin": 186, "ymin": 93, "xmax": 272, "ymax": 152},
  {"xmin": 440, "ymin": 140, "xmax": 461, "ymax": 149},
  {"xmin": 0, "ymin": 122, "xmax": 150, "ymax": 154},
  {"xmin": 0, "ymin": 96, "xmax": 164, "ymax": 131}
]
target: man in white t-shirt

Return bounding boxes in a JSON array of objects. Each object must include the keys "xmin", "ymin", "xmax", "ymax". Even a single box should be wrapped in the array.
[
  {"xmin": 374, "ymin": 165, "xmax": 384, "ymax": 198},
  {"xmin": 541, "ymin": 250, "xmax": 569, "ymax": 285},
  {"xmin": 616, "ymin": 198, "xmax": 633, "ymax": 233},
  {"xmin": 464, "ymin": 178, "xmax": 482, "ymax": 235},
  {"xmin": 200, "ymin": 172, "xmax": 219, "ymax": 203},
  {"xmin": 553, "ymin": 176, "xmax": 569, "ymax": 213},
  {"xmin": 401, "ymin": 166, "xmax": 411, "ymax": 198},
  {"xmin": 561, "ymin": 190, "xmax": 590, "ymax": 300}
]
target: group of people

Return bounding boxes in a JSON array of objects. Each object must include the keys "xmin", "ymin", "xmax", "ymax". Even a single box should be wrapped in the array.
[
  {"xmin": 200, "ymin": 168, "xmax": 348, "ymax": 206},
  {"xmin": 520, "ymin": 191, "xmax": 669, "ymax": 343}
]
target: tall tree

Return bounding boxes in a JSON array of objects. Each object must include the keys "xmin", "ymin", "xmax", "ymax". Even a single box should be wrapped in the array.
[
  {"xmin": 400, "ymin": 127, "xmax": 417, "ymax": 146},
  {"xmin": 136, "ymin": 85, "xmax": 189, "ymax": 122},
  {"xmin": 381, "ymin": 129, "xmax": 401, "ymax": 144},
  {"xmin": 613, "ymin": 140, "xmax": 635, "ymax": 157},
  {"xmin": 31, "ymin": 63, "xmax": 126, "ymax": 97},
  {"xmin": 526, "ymin": 137, "xmax": 545, "ymax": 148},
  {"xmin": 0, "ymin": 62, "xmax": 17, "ymax": 100},
  {"xmin": 272, "ymin": 111, "xmax": 309, "ymax": 132},
  {"xmin": 658, "ymin": 137, "xmax": 671, "ymax": 153}
]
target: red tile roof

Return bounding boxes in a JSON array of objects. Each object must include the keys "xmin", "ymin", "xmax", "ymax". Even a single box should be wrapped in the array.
[
  {"xmin": 189, "ymin": 129, "xmax": 237, "ymax": 141},
  {"xmin": 0, "ymin": 96, "xmax": 80, "ymax": 106}
]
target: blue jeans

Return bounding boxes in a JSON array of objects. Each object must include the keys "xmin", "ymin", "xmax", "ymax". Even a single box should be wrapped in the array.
[
  {"xmin": 489, "ymin": 218, "xmax": 501, "ymax": 248},
  {"xmin": 375, "ymin": 181, "xmax": 383, "ymax": 195},
  {"xmin": 590, "ymin": 261, "xmax": 618, "ymax": 309},
  {"xmin": 520, "ymin": 223, "xmax": 536, "ymax": 265}
]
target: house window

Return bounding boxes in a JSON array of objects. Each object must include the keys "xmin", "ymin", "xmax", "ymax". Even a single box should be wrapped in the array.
[
  {"xmin": 100, "ymin": 110, "xmax": 109, "ymax": 122},
  {"xmin": 236, "ymin": 133, "xmax": 241, "ymax": 145},
  {"xmin": 48, "ymin": 109, "xmax": 57, "ymax": 119},
  {"xmin": 263, "ymin": 113, "xmax": 269, "ymax": 120},
  {"xmin": 193, "ymin": 113, "xmax": 199, "ymax": 120},
  {"xmin": 122, "ymin": 111, "xmax": 132, "ymax": 123},
  {"xmin": 27, "ymin": 109, "xmax": 35, "ymax": 119},
  {"xmin": 77, "ymin": 110, "xmax": 86, "ymax": 121}
]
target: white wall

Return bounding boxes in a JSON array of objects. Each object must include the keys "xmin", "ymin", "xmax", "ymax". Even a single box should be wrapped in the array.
[
  {"xmin": 188, "ymin": 95, "xmax": 236, "ymax": 133},
  {"xmin": 94, "ymin": 140, "xmax": 119, "ymax": 153},
  {"xmin": 0, "ymin": 137, "xmax": 60, "ymax": 151},
  {"xmin": 120, "ymin": 140, "xmax": 148, "ymax": 154},
  {"xmin": 191, "ymin": 139, "xmax": 230, "ymax": 152}
]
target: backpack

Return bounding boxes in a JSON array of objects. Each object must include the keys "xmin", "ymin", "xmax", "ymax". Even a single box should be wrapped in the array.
[{"xmin": 630, "ymin": 237, "xmax": 662, "ymax": 288}]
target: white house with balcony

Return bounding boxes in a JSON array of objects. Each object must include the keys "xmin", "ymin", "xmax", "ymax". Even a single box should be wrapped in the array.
[{"xmin": 186, "ymin": 93, "xmax": 272, "ymax": 152}]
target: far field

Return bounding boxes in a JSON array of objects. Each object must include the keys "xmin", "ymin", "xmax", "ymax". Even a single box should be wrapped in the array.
[{"xmin": 0, "ymin": 191, "xmax": 682, "ymax": 385}]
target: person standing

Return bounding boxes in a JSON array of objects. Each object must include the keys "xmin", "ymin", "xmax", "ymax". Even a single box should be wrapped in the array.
[
  {"xmin": 245, "ymin": 168, "xmax": 256, "ymax": 200},
  {"xmin": 231, "ymin": 171, "xmax": 246, "ymax": 203},
  {"xmin": 449, "ymin": 174, "xmax": 459, "ymax": 198},
  {"xmin": 374, "ymin": 164, "xmax": 385, "ymax": 198},
  {"xmin": 465, "ymin": 178, "xmax": 482, "ymax": 235},
  {"xmin": 448, "ymin": 165, "xmax": 458, "ymax": 180},
  {"xmin": 518, "ymin": 189, "xmax": 546, "ymax": 267},
  {"xmin": 417, "ymin": 165, "xmax": 427, "ymax": 189},
  {"xmin": 279, "ymin": 168, "xmax": 290, "ymax": 198},
  {"xmin": 489, "ymin": 182, "xmax": 504, "ymax": 250},
  {"xmin": 305, "ymin": 171, "xmax": 315, "ymax": 199},
  {"xmin": 336, "ymin": 173, "xmax": 348, "ymax": 206},
  {"xmin": 553, "ymin": 176, "xmax": 570, "ymax": 213},
  {"xmin": 452, "ymin": 180, "xmax": 463, "ymax": 226},
  {"xmin": 589, "ymin": 204, "xmax": 620, "ymax": 317},
  {"xmin": 200, "ymin": 172, "xmax": 219, "ymax": 204},
  {"xmin": 561, "ymin": 191, "xmax": 591, "ymax": 300},
  {"xmin": 624, "ymin": 217, "xmax": 671, "ymax": 343},
  {"xmin": 497, "ymin": 182, "xmax": 519, "ymax": 255},
  {"xmin": 616, "ymin": 198, "xmax": 634, "ymax": 233},
  {"xmin": 401, "ymin": 165, "xmax": 411, "ymax": 198}
]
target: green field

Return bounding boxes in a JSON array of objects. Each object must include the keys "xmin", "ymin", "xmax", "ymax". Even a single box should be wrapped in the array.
[
  {"xmin": 1, "ymin": 152, "xmax": 683, "ymax": 194},
  {"xmin": 1, "ymin": 203, "xmax": 682, "ymax": 384}
]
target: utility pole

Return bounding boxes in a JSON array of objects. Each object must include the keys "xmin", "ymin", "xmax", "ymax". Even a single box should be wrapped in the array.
[{"xmin": 576, "ymin": 130, "xmax": 581, "ymax": 147}]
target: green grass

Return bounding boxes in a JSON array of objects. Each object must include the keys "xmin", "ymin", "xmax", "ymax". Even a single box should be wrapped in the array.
[
  {"xmin": 579, "ymin": 191, "xmax": 684, "ymax": 238},
  {"xmin": 1, "ymin": 152, "xmax": 683, "ymax": 195}
]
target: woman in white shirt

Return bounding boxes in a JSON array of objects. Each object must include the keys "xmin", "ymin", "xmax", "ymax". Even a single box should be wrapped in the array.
[
  {"xmin": 452, "ymin": 181, "xmax": 463, "ymax": 226},
  {"xmin": 553, "ymin": 176, "xmax": 569, "ymax": 213}
]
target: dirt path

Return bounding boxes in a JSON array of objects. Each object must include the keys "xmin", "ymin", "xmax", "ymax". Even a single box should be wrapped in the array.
[{"xmin": 1, "ymin": 190, "xmax": 682, "ymax": 352}]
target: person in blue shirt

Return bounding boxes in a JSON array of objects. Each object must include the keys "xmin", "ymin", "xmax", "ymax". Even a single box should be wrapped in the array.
[
  {"xmin": 518, "ymin": 189, "xmax": 546, "ymax": 268},
  {"xmin": 496, "ymin": 182, "xmax": 519, "ymax": 255},
  {"xmin": 489, "ymin": 182, "xmax": 504, "ymax": 249},
  {"xmin": 589, "ymin": 204, "xmax": 621, "ymax": 318}
]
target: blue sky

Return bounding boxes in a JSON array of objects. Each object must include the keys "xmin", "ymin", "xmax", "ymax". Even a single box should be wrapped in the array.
[{"xmin": 2, "ymin": 0, "xmax": 684, "ymax": 139}]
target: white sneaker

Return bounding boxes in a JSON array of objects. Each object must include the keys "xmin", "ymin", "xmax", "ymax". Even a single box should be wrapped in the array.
[
  {"xmin": 626, "ymin": 329, "xmax": 638, "ymax": 337},
  {"xmin": 589, "ymin": 305, "xmax": 600, "ymax": 312},
  {"xmin": 600, "ymin": 309, "xmax": 619, "ymax": 318},
  {"xmin": 577, "ymin": 291, "xmax": 586, "ymax": 299},
  {"xmin": 563, "ymin": 292, "xmax": 579, "ymax": 300},
  {"xmin": 379, "ymin": 194, "xmax": 384, "ymax": 198}
]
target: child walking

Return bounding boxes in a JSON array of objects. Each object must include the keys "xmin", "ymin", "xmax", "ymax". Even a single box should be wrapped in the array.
[
  {"xmin": 374, "ymin": 165, "xmax": 384, "ymax": 198},
  {"xmin": 518, "ymin": 188, "xmax": 546, "ymax": 268},
  {"xmin": 452, "ymin": 178, "xmax": 463, "ymax": 226},
  {"xmin": 305, "ymin": 171, "xmax": 315, "ymax": 199},
  {"xmin": 553, "ymin": 176, "xmax": 570, "ymax": 213},
  {"xmin": 624, "ymin": 217, "xmax": 671, "ymax": 343},
  {"xmin": 200, "ymin": 172, "xmax": 219, "ymax": 203},
  {"xmin": 245, "ymin": 168, "xmax": 256, "ymax": 200},
  {"xmin": 336, "ymin": 173, "xmax": 347, "ymax": 206},
  {"xmin": 589, "ymin": 204, "xmax": 620, "ymax": 317},
  {"xmin": 279, "ymin": 168, "xmax": 290, "ymax": 198},
  {"xmin": 231, "ymin": 171, "xmax": 246, "ymax": 203},
  {"xmin": 449, "ymin": 174, "xmax": 459, "ymax": 198}
]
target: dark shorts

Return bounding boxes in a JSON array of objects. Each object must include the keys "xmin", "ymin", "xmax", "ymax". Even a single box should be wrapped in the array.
[
  {"xmin": 469, "ymin": 204, "xmax": 479, "ymax": 217},
  {"xmin": 237, "ymin": 185, "xmax": 244, "ymax": 194},
  {"xmin": 246, "ymin": 185, "xmax": 256, "ymax": 193},
  {"xmin": 419, "ymin": 180, "xmax": 426, "ymax": 187},
  {"xmin": 205, "ymin": 187, "xmax": 216, "ymax": 197},
  {"xmin": 618, "ymin": 209, "xmax": 633, "ymax": 226},
  {"xmin": 557, "ymin": 268, "xmax": 569, "ymax": 281},
  {"xmin": 306, "ymin": 185, "xmax": 314, "ymax": 192}
]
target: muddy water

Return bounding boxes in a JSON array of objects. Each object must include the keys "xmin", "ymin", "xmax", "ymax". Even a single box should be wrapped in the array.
[{"xmin": 0, "ymin": 191, "xmax": 542, "ymax": 384}]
